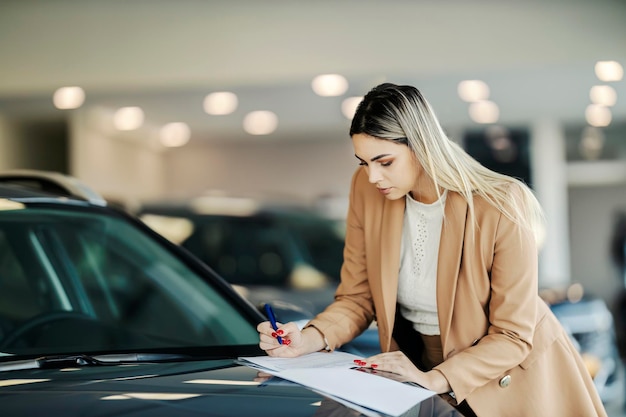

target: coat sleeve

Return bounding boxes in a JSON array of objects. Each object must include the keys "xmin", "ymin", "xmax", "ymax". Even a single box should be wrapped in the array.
[
  {"xmin": 434, "ymin": 188, "xmax": 539, "ymax": 403},
  {"xmin": 305, "ymin": 168, "xmax": 375, "ymax": 350}
]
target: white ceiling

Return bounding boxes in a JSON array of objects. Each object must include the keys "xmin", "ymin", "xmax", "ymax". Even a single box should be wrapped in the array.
[{"xmin": 1, "ymin": 0, "xmax": 625, "ymax": 143}]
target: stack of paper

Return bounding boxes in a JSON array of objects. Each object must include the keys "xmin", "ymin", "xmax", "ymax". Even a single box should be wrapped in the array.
[{"xmin": 238, "ymin": 351, "xmax": 436, "ymax": 417}]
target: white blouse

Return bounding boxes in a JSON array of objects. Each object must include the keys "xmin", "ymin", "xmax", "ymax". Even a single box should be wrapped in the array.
[{"xmin": 397, "ymin": 190, "xmax": 446, "ymax": 336}]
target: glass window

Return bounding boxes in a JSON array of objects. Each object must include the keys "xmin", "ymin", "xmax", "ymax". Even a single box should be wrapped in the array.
[{"xmin": 0, "ymin": 206, "xmax": 259, "ymax": 355}]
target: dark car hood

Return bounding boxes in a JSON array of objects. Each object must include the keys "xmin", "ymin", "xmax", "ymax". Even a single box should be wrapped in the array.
[{"xmin": 0, "ymin": 358, "xmax": 324, "ymax": 417}]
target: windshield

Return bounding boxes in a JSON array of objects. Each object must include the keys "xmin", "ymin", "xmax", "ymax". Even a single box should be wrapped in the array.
[{"xmin": 0, "ymin": 204, "xmax": 259, "ymax": 359}]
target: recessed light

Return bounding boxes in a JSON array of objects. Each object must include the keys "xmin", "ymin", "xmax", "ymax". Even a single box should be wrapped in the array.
[
  {"xmin": 113, "ymin": 106, "xmax": 144, "ymax": 131},
  {"xmin": 457, "ymin": 80, "xmax": 489, "ymax": 102},
  {"xmin": 243, "ymin": 111, "xmax": 278, "ymax": 135},
  {"xmin": 594, "ymin": 61, "xmax": 623, "ymax": 82},
  {"xmin": 341, "ymin": 96, "xmax": 363, "ymax": 119},
  {"xmin": 203, "ymin": 92, "xmax": 238, "ymax": 115},
  {"xmin": 160, "ymin": 122, "xmax": 191, "ymax": 147},
  {"xmin": 53, "ymin": 86, "xmax": 85, "ymax": 109},
  {"xmin": 311, "ymin": 74, "xmax": 349, "ymax": 97}
]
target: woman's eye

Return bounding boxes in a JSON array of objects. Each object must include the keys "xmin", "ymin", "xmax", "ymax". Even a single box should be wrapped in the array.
[
  {"xmin": 358, "ymin": 161, "xmax": 367, "ymax": 166},
  {"xmin": 381, "ymin": 161, "xmax": 392, "ymax": 167}
]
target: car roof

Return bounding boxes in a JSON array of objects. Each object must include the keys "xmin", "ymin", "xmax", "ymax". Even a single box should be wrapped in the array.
[
  {"xmin": 138, "ymin": 195, "xmax": 321, "ymax": 218},
  {"xmin": 0, "ymin": 170, "xmax": 107, "ymax": 206}
]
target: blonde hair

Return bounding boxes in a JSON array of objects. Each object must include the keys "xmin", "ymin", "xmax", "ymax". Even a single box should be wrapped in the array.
[{"xmin": 350, "ymin": 83, "xmax": 545, "ymax": 243}]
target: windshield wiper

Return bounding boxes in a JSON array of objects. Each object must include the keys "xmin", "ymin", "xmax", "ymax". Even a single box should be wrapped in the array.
[{"xmin": 0, "ymin": 352, "xmax": 190, "ymax": 372}]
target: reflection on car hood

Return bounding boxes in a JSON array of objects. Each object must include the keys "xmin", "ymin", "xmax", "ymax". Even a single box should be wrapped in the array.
[{"xmin": 1, "ymin": 359, "xmax": 323, "ymax": 417}]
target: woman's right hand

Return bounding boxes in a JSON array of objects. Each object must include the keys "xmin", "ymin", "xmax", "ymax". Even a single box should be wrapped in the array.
[{"xmin": 257, "ymin": 321, "xmax": 323, "ymax": 357}]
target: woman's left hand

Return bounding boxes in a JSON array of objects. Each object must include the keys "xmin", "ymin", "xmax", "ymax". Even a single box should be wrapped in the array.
[{"xmin": 358, "ymin": 351, "xmax": 451, "ymax": 394}]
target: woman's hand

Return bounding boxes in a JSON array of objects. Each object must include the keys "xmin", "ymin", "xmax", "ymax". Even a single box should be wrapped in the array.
[
  {"xmin": 358, "ymin": 351, "xmax": 451, "ymax": 394},
  {"xmin": 257, "ymin": 321, "xmax": 325, "ymax": 357}
]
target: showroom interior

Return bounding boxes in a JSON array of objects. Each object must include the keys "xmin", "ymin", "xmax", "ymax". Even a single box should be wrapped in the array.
[{"xmin": 1, "ymin": 1, "xmax": 626, "ymax": 414}]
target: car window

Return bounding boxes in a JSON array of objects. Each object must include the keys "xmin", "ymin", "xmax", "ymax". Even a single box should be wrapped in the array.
[
  {"xmin": 182, "ymin": 216, "xmax": 293, "ymax": 287},
  {"xmin": 0, "ymin": 206, "xmax": 259, "ymax": 356},
  {"xmin": 142, "ymin": 210, "xmax": 346, "ymax": 290},
  {"xmin": 281, "ymin": 214, "xmax": 345, "ymax": 283}
]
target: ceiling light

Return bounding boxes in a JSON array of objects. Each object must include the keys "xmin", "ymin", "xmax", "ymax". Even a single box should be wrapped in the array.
[
  {"xmin": 341, "ymin": 96, "xmax": 363, "ymax": 119},
  {"xmin": 203, "ymin": 92, "xmax": 238, "ymax": 115},
  {"xmin": 53, "ymin": 86, "xmax": 85, "ymax": 109},
  {"xmin": 113, "ymin": 106, "xmax": 144, "ymax": 131},
  {"xmin": 589, "ymin": 85, "xmax": 617, "ymax": 107},
  {"xmin": 594, "ymin": 61, "xmax": 623, "ymax": 82},
  {"xmin": 159, "ymin": 122, "xmax": 191, "ymax": 147},
  {"xmin": 311, "ymin": 74, "xmax": 349, "ymax": 97},
  {"xmin": 585, "ymin": 104, "xmax": 612, "ymax": 127},
  {"xmin": 243, "ymin": 111, "xmax": 278, "ymax": 135},
  {"xmin": 457, "ymin": 80, "xmax": 490, "ymax": 102},
  {"xmin": 468, "ymin": 100, "xmax": 499, "ymax": 124}
]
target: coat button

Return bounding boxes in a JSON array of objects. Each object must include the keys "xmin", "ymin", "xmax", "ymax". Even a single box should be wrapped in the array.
[{"xmin": 499, "ymin": 375, "xmax": 511, "ymax": 388}]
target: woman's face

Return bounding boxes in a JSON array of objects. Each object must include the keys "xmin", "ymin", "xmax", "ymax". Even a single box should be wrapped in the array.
[{"xmin": 352, "ymin": 133, "xmax": 420, "ymax": 201}]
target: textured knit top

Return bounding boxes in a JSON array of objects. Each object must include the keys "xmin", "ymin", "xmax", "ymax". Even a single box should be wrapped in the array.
[{"xmin": 397, "ymin": 190, "xmax": 447, "ymax": 336}]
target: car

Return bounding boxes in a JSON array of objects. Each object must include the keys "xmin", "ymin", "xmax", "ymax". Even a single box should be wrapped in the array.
[
  {"xmin": 540, "ymin": 285, "xmax": 625, "ymax": 408},
  {"xmin": 1, "ymin": 170, "xmax": 465, "ymax": 416},
  {"xmin": 136, "ymin": 195, "xmax": 346, "ymax": 317}
]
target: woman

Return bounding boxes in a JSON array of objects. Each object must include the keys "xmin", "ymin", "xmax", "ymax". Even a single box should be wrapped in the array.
[{"xmin": 257, "ymin": 83, "xmax": 607, "ymax": 416}]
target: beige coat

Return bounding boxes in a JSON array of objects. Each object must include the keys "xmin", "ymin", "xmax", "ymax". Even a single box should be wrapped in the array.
[{"xmin": 308, "ymin": 168, "xmax": 606, "ymax": 417}]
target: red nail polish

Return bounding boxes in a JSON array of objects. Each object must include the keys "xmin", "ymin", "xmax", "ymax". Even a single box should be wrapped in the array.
[
  {"xmin": 371, "ymin": 364, "xmax": 378, "ymax": 369},
  {"xmin": 283, "ymin": 339, "xmax": 291, "ymax": 345},
  {"xmin": 353, "ymin": 359, "xmax": 361, "ymax": 364},
  {"xmin": 276, "ymin": 330, "xmax": 284, "ymax": 335},
  {"xmin": 271, "ymin": 332, "xmax": 277, "ymax": 338}
]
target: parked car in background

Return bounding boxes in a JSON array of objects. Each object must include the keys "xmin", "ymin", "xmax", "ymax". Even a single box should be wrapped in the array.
[
  {"xmin": 0, "ymin": 170, "xmax": 465, "ymax": 416},
  {"xmin": 540, "ymin": 285, "xmax": 624, "ymax": 408},
  {"xmin": 137, "ymin": 196, "xmax": 345, "ymax": 314},
  {"xmin": 136, "ymin": 195, "xmax": 345, "ymax": 318},
  {"xmin": 136, "ymin": 194, "xmax": 380, "ymax": 356}
]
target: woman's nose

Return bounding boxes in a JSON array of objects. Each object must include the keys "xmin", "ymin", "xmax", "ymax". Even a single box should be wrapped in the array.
[{"xmin": 368, "ymin": 167, "xmax": 382, "ymax": 184}]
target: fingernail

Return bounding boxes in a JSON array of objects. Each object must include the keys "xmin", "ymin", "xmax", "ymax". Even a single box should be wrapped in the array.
[
  {"xmin": 371, "ymin": 364, "xmax": 378, "ymax": 369},
  {"xmin": 271, "ymin": 332, "xmax": 277, "ymax": 338},
  {"xmin": 276, "ymin": 330, "xmax": 284, "ymax": 335},
  {"xmin": 353, "ymin": 359, "xmax": 361, "ymax": 364},
  {"xmin": 283, "ymin": 339, "xmax": 291, "ymax": 345}
]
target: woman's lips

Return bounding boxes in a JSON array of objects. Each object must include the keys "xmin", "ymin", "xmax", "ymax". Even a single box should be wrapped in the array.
[{"xmin": 378, "ymin": 187, "xmax": 391, "ymax": 195}]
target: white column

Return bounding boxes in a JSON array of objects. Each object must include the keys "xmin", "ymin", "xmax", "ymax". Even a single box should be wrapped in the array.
[
  {"xmin": 530, "ymin": 119, "xmax": 571, "ymax": 288},
  {"xmin": 68, "ymin": 107, "xmax": 166, "ymax": 203}
]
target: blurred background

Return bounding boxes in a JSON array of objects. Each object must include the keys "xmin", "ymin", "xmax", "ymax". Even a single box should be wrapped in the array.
[{"xmin": 0, "ymin": 0, "xmax": 625, "ymax": 411}]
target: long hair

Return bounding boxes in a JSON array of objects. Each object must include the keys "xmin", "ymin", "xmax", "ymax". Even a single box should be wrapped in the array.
[{"xmin": 350, "ymin": 83, "xmax": 545, "ymax": 244}]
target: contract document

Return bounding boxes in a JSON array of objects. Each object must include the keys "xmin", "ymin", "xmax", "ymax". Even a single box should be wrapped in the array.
[{"xmin": 238, "ymin": 351, "xmax": 436, "ymax": 417}]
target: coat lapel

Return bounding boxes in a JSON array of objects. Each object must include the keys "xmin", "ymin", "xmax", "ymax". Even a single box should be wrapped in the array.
[
  {"xmin": 437, "ymin": 192, "xmax": 468, "ymax": 350},
  {"xmin": 379, "ymin": 196, "xmax": 405, "ymax": 350}
]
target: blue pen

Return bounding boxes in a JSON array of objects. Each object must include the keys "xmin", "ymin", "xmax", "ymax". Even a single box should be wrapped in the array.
[{"xmin": 264, "ymin": 303, "xmax": 283, "ymax": 345}]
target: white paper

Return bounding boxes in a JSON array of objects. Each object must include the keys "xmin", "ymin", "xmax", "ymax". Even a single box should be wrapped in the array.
[
  {"xmin": 238, "ymin": 351, "xmax": 436, "ymax": 416},
  {"xmin": 238, "ymin": 351, "xmax": 360, "ymax": 372},
  {"xmin": 280, "ymin": 367, "xmax": 434, "ymax": 416},
  {"xmin": 311, "ymin": 389, "xmax": 384, "ymax": 417}
]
